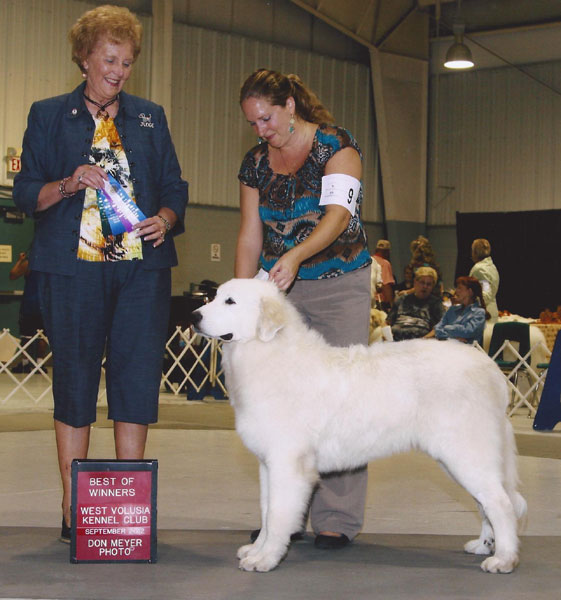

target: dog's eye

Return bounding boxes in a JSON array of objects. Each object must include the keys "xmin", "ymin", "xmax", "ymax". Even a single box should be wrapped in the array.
[{"xmin": 225, "ymin": 297, "xmax": 236, "ymax": 305}]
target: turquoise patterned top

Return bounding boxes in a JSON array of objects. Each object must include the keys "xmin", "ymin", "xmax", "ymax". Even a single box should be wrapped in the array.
[{"xmin": 238, "ymin": 124, "xmax": 371, "ymax": 280}]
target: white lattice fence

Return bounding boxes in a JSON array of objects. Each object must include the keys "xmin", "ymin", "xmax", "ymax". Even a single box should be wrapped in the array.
[
  {"xmin": 474, "ymin": 339, "xmax": 552, "ymax": 417},
  {"xmin": 0, "ymin": 327, "xmax": 228, "ymax": 407},
  {"xmin": 161, "ymin": 327, "xmax": 227, "ymax": 398},
  {"xmin": 0, "ymin": 328, "xmax": 52, "ymax": 405},
  {"xmin": 1, "ymin": 328, "xmax": 551, "ymax": 412}
]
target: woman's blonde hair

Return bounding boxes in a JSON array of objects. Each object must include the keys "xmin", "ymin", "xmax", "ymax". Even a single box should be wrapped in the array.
[
  {"xmin": 69, "ymin": 5, "xmax": 142, "ymax": 73},
  {"xmin": 239, "ymin": 68, "xmax": 334, "ymax": 125},
  {"xmin": 471, "ymin": 238, "xmax": 491, "ymax": 261},
  {"xmin": 414, "ymin": 266, "xmax": 437, "ymax": 285}
]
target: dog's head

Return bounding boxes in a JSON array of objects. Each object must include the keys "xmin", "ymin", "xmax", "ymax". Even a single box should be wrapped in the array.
[{"xmin": 191, "ymin": 278, "xmax": 290, "ymax": 343}]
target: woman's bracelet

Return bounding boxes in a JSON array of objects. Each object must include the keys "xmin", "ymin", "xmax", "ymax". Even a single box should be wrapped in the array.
[
  {"xmin": 157, "ymin": 214, "xmax": 171, "ymax": 232},
  {"xmin": 59, "ymin": 176, "xmax": 75, "ymax": 199}
]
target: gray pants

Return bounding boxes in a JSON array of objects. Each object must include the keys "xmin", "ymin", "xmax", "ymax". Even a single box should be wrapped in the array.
[{"xmin": 287, "ymin": 266, "xmax": 371, "ymax": 540}]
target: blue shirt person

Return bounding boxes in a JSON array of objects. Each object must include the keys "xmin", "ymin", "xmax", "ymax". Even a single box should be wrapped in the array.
[{"xmin": 435, "ymin": 276, "xmax": 489, "ymax": 345}]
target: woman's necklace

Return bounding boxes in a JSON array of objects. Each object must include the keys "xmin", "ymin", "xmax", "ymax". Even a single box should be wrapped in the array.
[
  {"xmin": 83, "ymin": 92, "xmax": 119, "ymax": 120},
  {"xmin": 276, "ymin": 125, "xmax": 314, "ymax": 175}
]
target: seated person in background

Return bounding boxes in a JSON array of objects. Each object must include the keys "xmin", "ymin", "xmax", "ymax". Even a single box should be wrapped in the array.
[
  {"xmin": 435, "ymin": 276, "xmax": 490, "ymax": 345},
  {"xmin": 408, "ymin": 235, "xmax": 444, "ymax": 297},
  {"xmin": 395, "ymin": 264, "xmax": 414, "ymax": 297},
  {"xmin": 386, "ymin": 267, "xmax": 444, "ymax": 341},
  {"xmin": 9, "ymin": 251, "xmax": 47, "ymax": 373}
]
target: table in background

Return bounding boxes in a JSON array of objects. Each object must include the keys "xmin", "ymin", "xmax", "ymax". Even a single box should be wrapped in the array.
[{"xmin": 533, "ymin": 323, "xmax": 561, "ymax": 352}]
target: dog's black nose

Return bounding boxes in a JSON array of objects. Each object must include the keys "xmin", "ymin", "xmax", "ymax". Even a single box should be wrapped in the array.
[{"xmin": 191, "ymin": 310, "xmax": 202, "ymax": 326}]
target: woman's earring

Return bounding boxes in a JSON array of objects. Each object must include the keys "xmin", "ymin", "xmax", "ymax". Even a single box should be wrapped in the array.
[
  {"xmin": 257, "ymin": 137, "xmax": 264, "ymax": 144},
  {"xmin": 288, "ymin": 115, "xmax": 295, "ymax": 134}
]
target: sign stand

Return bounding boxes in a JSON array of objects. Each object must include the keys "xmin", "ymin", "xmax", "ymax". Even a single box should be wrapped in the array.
[{"xmin": 70, "ymin": 459, "xmax": 158, "ymax": 563}]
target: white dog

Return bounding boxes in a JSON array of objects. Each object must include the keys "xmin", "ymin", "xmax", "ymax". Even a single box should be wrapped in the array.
[{"xmin": 192, "ymin": 278, "xmax": 527, "ymax": 574}]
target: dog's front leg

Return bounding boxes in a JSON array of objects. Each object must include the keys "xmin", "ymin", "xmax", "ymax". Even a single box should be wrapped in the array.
[
  {"xmin": 238, "ymin": 455, "xmax": 315, "ymax": 572},
  {"xmin": 237, "ymin": 461, "xmax": 269, "ymax": 560}
]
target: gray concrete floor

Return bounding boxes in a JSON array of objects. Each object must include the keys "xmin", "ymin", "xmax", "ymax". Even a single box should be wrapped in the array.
[{"xmin": 1, "ymin": 400, "xmax": 560, "ymax": 599}]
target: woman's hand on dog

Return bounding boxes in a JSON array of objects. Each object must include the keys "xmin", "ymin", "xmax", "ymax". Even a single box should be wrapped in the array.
[{"xmin": 269, "ymin": 251, "xmax": 301, "ymax": 291}]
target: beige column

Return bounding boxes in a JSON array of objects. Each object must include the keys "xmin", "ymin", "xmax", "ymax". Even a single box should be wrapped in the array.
[
  {"xmin": 150, "ymin": 0, "xmax": 174, "ymax": 121},
  {"xmin": 369, "ymin": 47, "xmax": 428, "ymax": 224},
  {"xmin": 369, "ymin": 47, "xmax": 429, "ymax": 275}
]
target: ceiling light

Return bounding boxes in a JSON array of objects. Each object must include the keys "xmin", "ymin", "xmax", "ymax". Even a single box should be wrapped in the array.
[
  {"xmin": 443, "ymin": 0, "xmax": 474, "ymax": 71},
  {"xmin": 444, "ymin": 23, "xmax": 474, "ymax": 69}
]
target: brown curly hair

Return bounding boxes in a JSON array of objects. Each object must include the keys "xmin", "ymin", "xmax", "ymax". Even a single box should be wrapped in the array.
[
  {"xmin": 69, "ymin": 5, "xmax": 142, "ymax": 74},
  {"xmin": 239, "ymin": 68, "xmax": 334, "ymax": 125}
]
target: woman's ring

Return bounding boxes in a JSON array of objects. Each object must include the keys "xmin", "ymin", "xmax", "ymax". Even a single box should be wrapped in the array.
[{"xmin": 78, "ymin": 174, "xmax": 83, "ymax": 183}]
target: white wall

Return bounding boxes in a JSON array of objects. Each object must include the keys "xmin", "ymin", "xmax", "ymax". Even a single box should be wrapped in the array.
[{"xmin": 428, "ymin": 58, "xmax": 561, "ymax": 225}]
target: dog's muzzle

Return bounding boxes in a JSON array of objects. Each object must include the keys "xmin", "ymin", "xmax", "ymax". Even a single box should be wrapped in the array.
[{"xmin": 190, "ymin": 310, "xmax": 234, "ymax": 341}]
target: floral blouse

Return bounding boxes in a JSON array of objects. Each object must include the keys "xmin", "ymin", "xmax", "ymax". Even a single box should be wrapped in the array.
[
  {"xmin": 78, "ymin": 116, "xmax": 142, "ymax": 262},
  {"xmin": 238, "ymin": 124, "xmax": 371, "ymax": 280}
]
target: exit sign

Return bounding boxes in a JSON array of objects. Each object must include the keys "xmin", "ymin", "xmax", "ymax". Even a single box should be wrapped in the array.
[{"xmin": 8, "ymin": 156, "xmax": 21, "ymax": 173}]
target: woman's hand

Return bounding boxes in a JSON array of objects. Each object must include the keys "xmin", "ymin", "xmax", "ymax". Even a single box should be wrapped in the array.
[
  {"xmin": 133, "ymin": 216, "xmax": 167, "ymax": 247},
  {"xmin": 70, "ymin": 164, "xmax": 108, "ymax": 193},
  {"xmin": 133, "ymin": 210, "xmax": 176, "ymax": 248},
  {"xmin": 36, "ymin": 164, "xmax": 108, "ymax": 211},
  {"xmin": 269, "ymin": 250, "xmax": 301, "ymax": 291}
]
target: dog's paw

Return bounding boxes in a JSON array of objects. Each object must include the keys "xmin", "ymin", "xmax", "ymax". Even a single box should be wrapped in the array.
[
  {"xmin": 464, "ymin": 538, "xmax": 493, "ymax": 555},
  {"xmin": 237, "ymin": 543, "xmax": 255, "ymax": 560},
  {"xmin": 480, "ymin": 555, "xmax": 518, "ymax": 574},
  {"xmin": 238, "ymin": 552, "xmax": 280, "ymax": 572}
]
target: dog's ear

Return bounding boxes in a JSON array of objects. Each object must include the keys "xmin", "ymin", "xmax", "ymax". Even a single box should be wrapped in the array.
[{"xmin": 256, "ymin": 296, "xmax": 287, "ymax": 342}]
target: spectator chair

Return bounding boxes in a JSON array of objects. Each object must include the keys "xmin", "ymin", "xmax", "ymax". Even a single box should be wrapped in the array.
[
  {"xmin": 530, "ymin": 358, "xmax": 551, "ymax": 409},
  {"xmin": 488, "ymin": 321, "xmax": 535, "ymax": 416}
]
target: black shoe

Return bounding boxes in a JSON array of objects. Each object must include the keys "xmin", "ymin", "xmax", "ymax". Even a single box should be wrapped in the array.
[
  {"xmin": 249, "ymin": 529, "xmax": 304, "ymax": 543},
  {"xmin": 60, "ymin": 517, "xmax": 71, "ymax": 544},
  {"xmin": 314, "ymin": 533, "xmax": 350, "ymax": 550}
]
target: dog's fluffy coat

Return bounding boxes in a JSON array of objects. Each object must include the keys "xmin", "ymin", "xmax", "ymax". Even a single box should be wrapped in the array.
[{"xmin": 192, "ymin": 278, "xmax": 526, "ymax": 573}]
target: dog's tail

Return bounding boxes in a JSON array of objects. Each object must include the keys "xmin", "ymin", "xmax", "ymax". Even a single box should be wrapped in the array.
[{"xmin": 503, "ymin": 419, "xmax": 528, "ymax": 521}]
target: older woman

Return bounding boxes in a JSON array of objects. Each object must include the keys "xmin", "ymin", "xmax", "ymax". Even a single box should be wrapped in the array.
[
  {"xmin": 13, "ymin": 5, "xmax": 188, "ymax": 542},
  {"xmin": 435, "ymin": 276, "xmax": 489, "ymax": 344},
  {"xmin": 236, "ymin": 69, "xmax": 371, "ymax": 549},
  {"xmin": 469, "ymin": 238, "xmax": 500, "ymax": 322},
  {"xmin": 387, "ymin": 266, "xmax": 444, "ymax": 341},
  {"xmin": 408, "ymin": 235, "xmax": 443, "ymax": 297}
]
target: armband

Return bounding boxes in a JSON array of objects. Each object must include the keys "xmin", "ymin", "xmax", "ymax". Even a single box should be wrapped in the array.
[{"xmin": 319, "ymin": 174, "xmax": 361, "ymax": 216}]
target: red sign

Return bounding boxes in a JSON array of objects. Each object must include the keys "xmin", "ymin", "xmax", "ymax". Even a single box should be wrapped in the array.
[
  {"xmin": 8, "ymin": 156, "xmax": 21, "ymax": 173},
  {"xmin": 71, "ymin": 460, "xmax": 157, "ymax": 563}
]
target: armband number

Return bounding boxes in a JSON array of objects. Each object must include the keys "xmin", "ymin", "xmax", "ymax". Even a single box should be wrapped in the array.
[{"xmin": 319, "ymin": 173, "xmax": 361, "ymax": 216}]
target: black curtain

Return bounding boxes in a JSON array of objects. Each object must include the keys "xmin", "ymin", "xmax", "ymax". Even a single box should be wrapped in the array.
[{"xmin": 455, "ymin": 210, "xmax": 561, "ymax": 318}]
